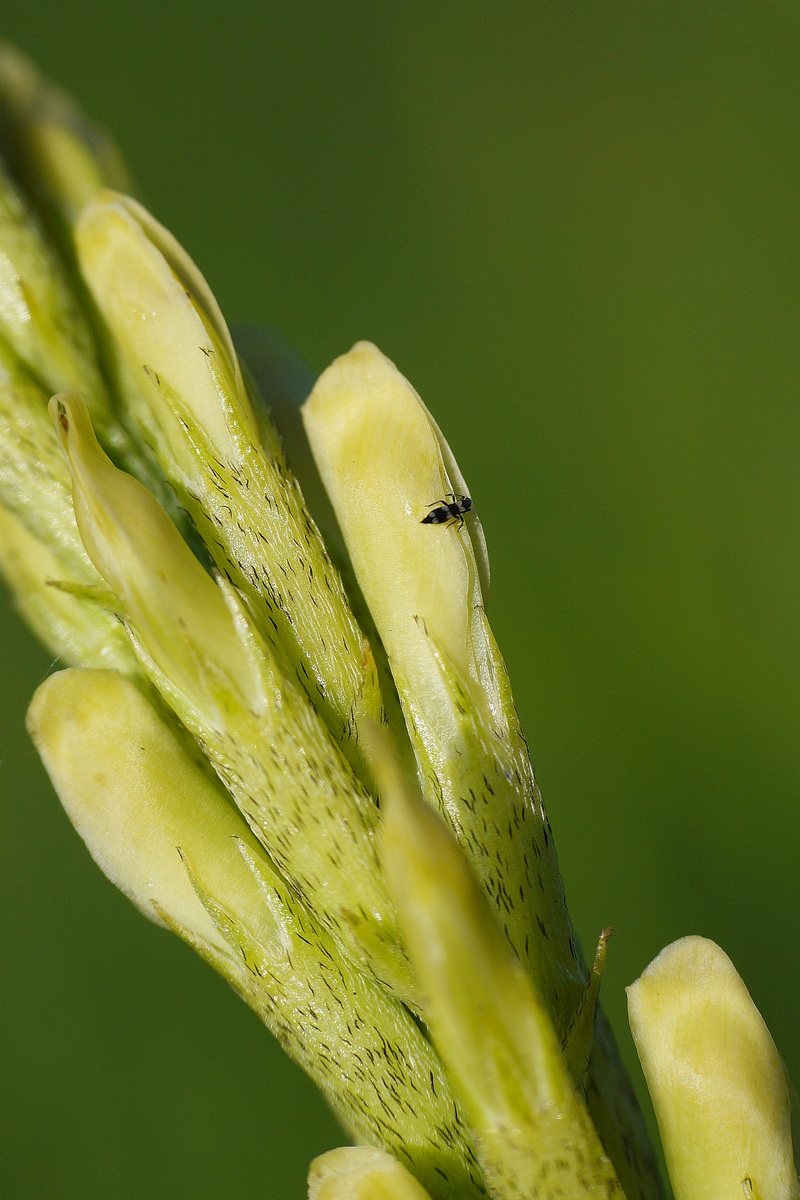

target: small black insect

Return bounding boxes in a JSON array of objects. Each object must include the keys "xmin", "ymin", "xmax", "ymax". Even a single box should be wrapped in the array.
[{"xmin": 421, "ymin": 493, "xmax": 473, "ymax": 529}]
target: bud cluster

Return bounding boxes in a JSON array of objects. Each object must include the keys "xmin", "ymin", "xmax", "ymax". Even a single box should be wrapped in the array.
[{"xmin": 0, "ymin": 43, "xmax": 795, "ymax": 1200}]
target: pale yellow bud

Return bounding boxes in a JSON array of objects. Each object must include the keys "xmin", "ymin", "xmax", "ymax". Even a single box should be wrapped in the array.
[
  {"xmin": 76, "ymin": 193, "xmax": 383, "ymax": 783},
  {"xmin": 303, "ymin": 341, "xmax": 584, "ymax": 1027},
  {"xmin": 308, "ymin": 1147, "xmax": 433, "ymax": 1200},
  {"xmin": 76, "ymin": 191, "xmax": 251, "ymax": 462},
  {"xmin": 51, "ymin": 390, "xmax": 259, "ymax": 709},
  {"xmin": 377, "ymin": 730, "xmax": 622, "ymax": 1200},
  {"xmin": 628, "ymin": 936, "xmax": 799, "ymax": 1200},
  {"xmin": 27, "ymin": 667, "xmax": 261, "ymax": 957}
]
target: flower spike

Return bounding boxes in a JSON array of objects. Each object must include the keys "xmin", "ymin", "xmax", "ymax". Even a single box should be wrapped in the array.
[{"xmin": 0, "ymin": 44, "xmax": 721, "ymax": 1200}]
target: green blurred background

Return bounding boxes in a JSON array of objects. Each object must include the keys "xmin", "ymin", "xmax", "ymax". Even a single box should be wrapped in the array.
[{"xmin": 1, "ymin": 3, "xmax": 799, "ymax": 1197}]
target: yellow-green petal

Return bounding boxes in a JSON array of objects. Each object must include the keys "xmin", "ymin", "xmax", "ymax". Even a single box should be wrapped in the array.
[
  {"xmin": 627, "ymin": 936, "xmax": 799, "ymax": 1200},
  {"xmin": 308, "ymin": 1147, "xmax": 434, "ymax": 1200},
  {"xmin": 378, "ymin": 732, "xmax": 622, "ymax": 1200}
]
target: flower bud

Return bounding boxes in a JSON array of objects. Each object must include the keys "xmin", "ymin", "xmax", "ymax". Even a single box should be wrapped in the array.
[
  {"xmin": 303, "ymin": 341, "xmax": 584, "ymax": 1029},
  {"xmin": 0, "ymin": 341, "xmax": 134, "ymax": 669},
  {"xmin": 378, "ymin": 731, "xmax": 622, "ymax": 1200},
  {"xmin": 308, "ymin": 1147, "xmax": 433, "ymax": 1200},
  {"xmin": 627, "ymin": 936, "xmax": 799, "ymax": 1200},
  {"xmin": 28, "ymin": 667, "xmax": 259, "ymax": 954},
  {"xmin": 76, "ymin": 193, "xmax": 382, "ymax": 783}
]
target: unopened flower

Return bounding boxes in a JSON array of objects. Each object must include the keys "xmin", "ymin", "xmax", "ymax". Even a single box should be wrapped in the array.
[{"xmin": 628, "ymin": 936, "xmax": 798, "ymax": 1200}]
